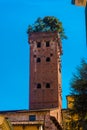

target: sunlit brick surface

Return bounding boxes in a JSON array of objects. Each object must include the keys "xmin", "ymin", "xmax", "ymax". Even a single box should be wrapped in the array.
[{"xmin": 29, "ymin": 32, "xmax": 62, "ymax": 110}]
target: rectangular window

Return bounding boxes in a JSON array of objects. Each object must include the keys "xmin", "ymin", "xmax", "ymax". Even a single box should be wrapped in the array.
[
  {"xmin": 29, "ymin": 115, "xmax": 36, "ymax": 121},
  {"xmin": 37, "ymin": 83, "xmax": 41, "ymax": 88},
  {"xmin": 37, "ymin": 42, "xmax": 41, "ymax": 48},
  {"xmin": 46, "ymin": 41, "xmax": 50, "ymax": 47},
  {"xmin": 46, "ymin": 83, "xmax": 50, "ymax": 88}
]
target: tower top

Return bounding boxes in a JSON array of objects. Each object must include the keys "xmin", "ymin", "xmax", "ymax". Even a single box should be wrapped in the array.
[{"xmin": 28, "ymin": 32, "xmax": 62, "ymax": 55}]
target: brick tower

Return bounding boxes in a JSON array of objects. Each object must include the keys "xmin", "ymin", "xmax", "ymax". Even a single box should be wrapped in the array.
[{"xmin": 29, "ymin": 32, "xmax": 62, "ymax": 110}]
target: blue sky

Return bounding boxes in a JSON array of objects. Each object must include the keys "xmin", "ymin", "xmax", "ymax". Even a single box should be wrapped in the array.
[{"xmin": 0, "ymin": 0, "xmax": 86, "ymax": 110}]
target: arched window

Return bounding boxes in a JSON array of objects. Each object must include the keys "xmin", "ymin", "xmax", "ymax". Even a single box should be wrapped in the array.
[
  {"xmin": 46, "ymin": 57, "xmax": 50, "ymax": 62},
  {"xmin": 37, "ymin": 58, "xmax": 41, "ymax": 62},
  {"xmin": 37, "ymin": 83, "xmax": 41, "ymax": 88},
  {"xmin": 46, "ymin": 83, "xmax": 50, "ymax": 88}
]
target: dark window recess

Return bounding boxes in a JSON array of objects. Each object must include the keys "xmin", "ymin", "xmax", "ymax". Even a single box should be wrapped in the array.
[
  {"xmin": 46, "ymin": 83, "xmax": 50, "ymax": 88},
  {"xmin": 34, "ymin": 55, "xmax": 36, "ymax": 58},
  {"xmin": 29, "ymin": 115, "xmax": 36, "ymax": 121},
  {"xmin": 37, "ymin": 58, "xmax": 41, "ymax": 62},
  {"xmin": 37, "ymin": 83, "xmax": 41, "ymax": 88},
  {"xmin": 46, "ymin": 57, "xmax": 50, "ymax": 62},
  {"xmin": 50, "ymin": 53, "xmax": 53, "ymax": 56},
  {"xmin": 37, "ymin": 42, "xmax": 41, "ymax": 48},
  {"xmin": 46, "ymin": 41, "xmax": 50, "ymax": 47}
]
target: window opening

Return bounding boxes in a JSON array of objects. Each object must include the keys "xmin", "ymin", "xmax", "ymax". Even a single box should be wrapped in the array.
[
  {"xmin": 46, "ymin": 41, "xmax": 50, "ymax": 47},
  {"xmin": 37, "ymin": 83, "xmax": 41, "ymax": 88},
  {"xmin": 50, "ymin": 53, "xmax": 53, "ymax": 56},
  {"xmin": 46, "ymin": 83, "xmax": 50, "ymax": 88},
  {"xmin": 37, "ymin": 58, "xmax": 41, "ymax": 62},
  {"xmin": 29, "ymin": 115, "xmax": 36, "ymax": 121},
  {"xmin": 46, "ymin": 57, "xmax": 50, "ymax": 62},
  {"xmin": 34, "ymin": 55, "xmax": 36, "ymax": 58},
  {"xmin": 37, "ymin": 42, "xmax": 41, "ymax": 48}
]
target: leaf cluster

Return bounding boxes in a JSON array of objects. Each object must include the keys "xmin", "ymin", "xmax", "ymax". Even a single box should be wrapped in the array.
[
  {"xmin": 71, "ymin": 59, "xmax": 87, "ymax": 95},
  {"xmin": 70, "ymin": 59, "xmax": 87, "ymax": 119},
  {"xmin": 27, "ymin": 16, "xmax": 67, "ymax": 40}
]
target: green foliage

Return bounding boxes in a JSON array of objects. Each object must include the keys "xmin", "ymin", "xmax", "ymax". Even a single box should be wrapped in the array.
[
  {"xmin": 70, "ymin": 59, "xmax": 87, "ymax": 129},
  {"xmin": 71, "ymin": 59, "xmax": 87, "ymax": 96},
  {"xmin": 27, "ymin": 16, "xmax": 67, "ymax": 40}
]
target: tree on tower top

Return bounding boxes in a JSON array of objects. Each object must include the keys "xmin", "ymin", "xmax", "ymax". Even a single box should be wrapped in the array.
[{"xmin": 27, "ymin": 16, "xmax": 67, "ymax": 40}]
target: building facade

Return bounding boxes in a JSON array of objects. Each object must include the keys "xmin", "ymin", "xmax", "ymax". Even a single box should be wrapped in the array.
[{"xmin": 0, "ymin": 109, "xmax": 62, "ymax": 130}]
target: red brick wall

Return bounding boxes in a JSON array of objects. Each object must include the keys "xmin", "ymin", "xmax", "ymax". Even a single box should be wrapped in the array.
[{"xmin": 29, "ymin": 32, "xmax": 62, "ymax": 110}]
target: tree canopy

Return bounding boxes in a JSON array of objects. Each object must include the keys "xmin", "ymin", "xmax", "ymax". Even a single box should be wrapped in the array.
[
  {"xmin": 70, "ymin": 59, "xmax": 87, "ymax": 129},
  {"xmin": 71, "ymin": 59, "xmax": 87, "ymax": 96},
  {"xmin": 27, "ymin": 16, "xmax": 67, "ymax": 40}
]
